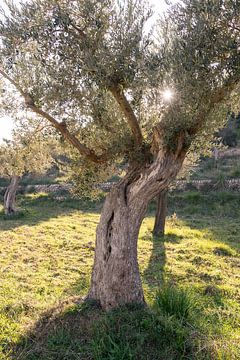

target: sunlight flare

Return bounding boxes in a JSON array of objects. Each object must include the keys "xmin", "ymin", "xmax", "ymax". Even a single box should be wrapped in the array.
[{"xmin": 162, "ymin": 89, "xmax": 174, "ymax": 102}]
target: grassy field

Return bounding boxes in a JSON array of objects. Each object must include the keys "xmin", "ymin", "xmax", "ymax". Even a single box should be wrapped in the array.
[
  {"xmin": 191, "ymin": 152, "xmax": 240, "ymax": 180},
  {"xmin": 0, "ymin": 191, "xmax": 239, "ymax": 359}
]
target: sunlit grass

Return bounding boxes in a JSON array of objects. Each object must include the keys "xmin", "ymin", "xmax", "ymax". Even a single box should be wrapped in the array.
[{"xmin": 0, "ymin": 191, "xmax": 239, "ymax": 359}]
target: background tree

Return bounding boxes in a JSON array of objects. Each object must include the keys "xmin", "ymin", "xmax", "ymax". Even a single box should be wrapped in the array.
[
  {"xmin": 0, "ymin": 119, "xmax": 54, "ymax": 215},
  {"xmin": 153, "ymin": 189, "xmax": 168, "ymax": 238},
  {"xmin": 0, "ymin": 0, "xmax": 239, "ymax": 309},
  {"xmin": 152, "ymin": 140, "xmax": 213, "ymax": 238},
  {"xmin": 217, "ymin": 110, "xmax": 240, "ymax": 147}
]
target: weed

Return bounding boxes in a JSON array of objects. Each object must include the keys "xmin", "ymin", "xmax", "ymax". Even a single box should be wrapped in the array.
[{"xmin": 155, "ymin": 285, "xmax": 196, "ymax": 322}]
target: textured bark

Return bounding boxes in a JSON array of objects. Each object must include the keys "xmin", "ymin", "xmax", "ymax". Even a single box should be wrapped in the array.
[
  {"xmin": 88, "ymin": 148, "xmax": 186, "ymax": 310},
  {"xmin": 110, "ymin": 86, "xmax": 143, "ymax": 146},
  {"xmin": 88, "ymin": 182, "xmax": 146, "ymax": 309},
  {"xmin": 4, "ymin": 176, "xmax": 20, "ymax": 215},
  {"xmin": 153, "ymin": 190, "xmax": 168, "ymax": 238}
]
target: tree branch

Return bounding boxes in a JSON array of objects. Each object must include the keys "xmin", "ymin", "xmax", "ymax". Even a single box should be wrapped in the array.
[
  {"xmin": 190, "ymin": 78, "xmax": 239, "ymax": 137},
  {"xmin": 28, "ymin": 105, "xmax": 108, "ymax": 163},
  {"xmin": 0, "ymin": 69, "xmax": 26, "ymax": 97},
  {"xmin": 110, "ymin": 86, "xmax": 143, "ymax": 147},
  {"xmin": 67, "ymin": 21, "xmax": 144, "ymax": 147},
  {"xmin": 0, "ymin": 68, "xmax": 108, "ymax": 163},
  {"xmin": 152, "ymin": 77, "xmax": 239, "ymax": 160}
]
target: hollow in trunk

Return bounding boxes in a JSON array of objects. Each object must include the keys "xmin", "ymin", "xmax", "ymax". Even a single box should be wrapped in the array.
[{"xmin": 88, "ymin": 182, "xmax": 146, "ymax": 309}]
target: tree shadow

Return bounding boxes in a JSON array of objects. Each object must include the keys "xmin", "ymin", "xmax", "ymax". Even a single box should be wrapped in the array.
[
  {"xmin": 0, "ymin": 193, "xmax": 103, "ymax": 231},
  {"xmin": 142, "ymin": 232, "xmax": 184, "ymax": 292},
  {"xmin": 182, "ymin": 216, "xmax": 240, "ymax": 252},
  {"xmin": 167, "ymin": 190, "xmax": 240, "ymax": 252},
  {"xmin": 143, "ymin": 235, "xmax": 166, "ymax": 290},
  {"xmin": 164, "ymin": 232, "xmax": 184, "ymax": 243},
  {"xmin": 11, "ymin": 292, "xmax": 213, "ymax": 360},
  {"xmin": 11, "ymin": 297, "xmax": 102, "ymax": 360}
]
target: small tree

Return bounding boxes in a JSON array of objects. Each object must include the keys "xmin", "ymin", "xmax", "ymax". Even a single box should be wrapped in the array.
[
  {"xmin": 0, "ymin": 122, "xmax": 53, "ymax": 215},
  {"xmin": 0, "ymin": 0, "xmax": 239, "ymax": 309}
]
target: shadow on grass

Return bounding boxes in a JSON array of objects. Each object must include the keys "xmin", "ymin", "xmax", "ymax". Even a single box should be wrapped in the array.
[
  {"xmin": 183, "ymin": 216, "xmax": 240, "ymax": 252},
  {"xmin": 12, "ymin": 295, "xmax": 212, "ymax": 360},
  {"xmin": 143, "ymin": 235, "xmax": 166, "ymax": 289},
  {"xmin": 4, "ymin": 191, "xmax": 238, "ymax": 359},
  {"xmin": 12, "ymin": 298, "xmax": 102, "ymax": 360},
  {"xmin": 164, "ymin": 233, "xmax": 184, "ymax": 243},
  {"xmin": 166, "ymin": 190, "xmax": 240, "ymax": 251},
  {"xmin": 143, "ymin": 232, "xmax": 184, "ymax": 292},
  {"xmin": 143, "ymin": 190, "xmax": 239, "ymax": 304},
  {"xmin": 0, "ymin": 193, "xmax": 103, "ymax": 231}
]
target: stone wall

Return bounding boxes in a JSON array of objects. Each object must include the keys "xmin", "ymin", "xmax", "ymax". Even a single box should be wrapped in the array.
[{"xmin": 1, "ymin": 179, "xmax": 240, "ymax": 196}]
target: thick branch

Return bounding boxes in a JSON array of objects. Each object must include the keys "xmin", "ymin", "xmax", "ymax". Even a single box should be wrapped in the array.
[
  {"xmin": 110, "ymin": 86, "xmax": 143, "ymax": 147},
  {"xmin": 27, "ymin": 105, "xmax": 107, "ymax": 163},
  {"xmin": 0, "ymin": 69, "xmax": 107, "ymax": 163},
  {"xmin": 189, "ymin": 78, "xmax": 239, "ymax": 137},
  {"xmin": 0, "ymin": 69, "xmax": 26, "ymax": 97},
  {"xmin": 210, "ymin": 80, "xmax": 239, "ymax": 105},
  {"xmin": 63, "ymin": 22, "xmax": 144, "ymax": 147}
]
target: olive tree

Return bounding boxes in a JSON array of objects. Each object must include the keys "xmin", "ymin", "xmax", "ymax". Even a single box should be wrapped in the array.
[
  {"xmin": 0, "ymin": 120, "xmax": 53, "ymax": 215},
  {"xmin": 0, "ymin": 0, "xmax": 239, "ymax": 309}
]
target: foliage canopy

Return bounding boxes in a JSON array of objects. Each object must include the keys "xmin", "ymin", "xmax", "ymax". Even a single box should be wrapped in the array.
[{"xmin": 0, "ymin": 117, "xmax": 54, "ymax": 178}]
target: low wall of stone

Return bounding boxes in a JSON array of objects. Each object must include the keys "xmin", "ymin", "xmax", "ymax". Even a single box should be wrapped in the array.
[{"xmin": 1, "ymin": 178, "xmax": 240, "ymax": 196}]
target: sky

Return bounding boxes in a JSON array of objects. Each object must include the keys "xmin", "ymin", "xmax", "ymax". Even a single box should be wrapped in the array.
[{"xmin": 0, "ymin": 0, "xmax": 177, "ymax": 142}]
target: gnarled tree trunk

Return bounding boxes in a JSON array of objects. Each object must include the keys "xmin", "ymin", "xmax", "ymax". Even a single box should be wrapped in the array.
[
  {"xmin": 88, "ymin": 182, "xmax": 147, "ymax": 309},
  {"xmin": 88, "ymin": 147, "xmax": 186, "ymax": 310},
  {"xmin": 4, "ymin": 176, "xmax": 20, "ymax": 216},
  {"xmin": 153, "ymin": 190, "xmax": 168, "ymax": 238}
]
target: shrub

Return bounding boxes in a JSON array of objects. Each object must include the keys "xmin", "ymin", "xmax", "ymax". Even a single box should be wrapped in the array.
[{"xmin": 155, "ymin": 285, "xmax": 196, "ymax": 322}]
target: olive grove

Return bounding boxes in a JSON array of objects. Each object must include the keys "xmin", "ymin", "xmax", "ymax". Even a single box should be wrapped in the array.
[{"xmin": 0, "ymin": 0, "xmax": 239, "ymax": 309}]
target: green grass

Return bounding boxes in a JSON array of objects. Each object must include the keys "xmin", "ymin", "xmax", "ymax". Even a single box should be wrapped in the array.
[
  {"xmin": 191, "ymin": 153, "xmax": 240, "ymax": 180},
  {"xmin": 0, "ymin": 191, "xmax": 240, "ymax": 359},
  {"xmin": 0, "ymin": 173, "xmax": 67, "ymax": 188},
  {"xmin": 154, "ymin": 286, "xmax": 196, "ymax": 322}
]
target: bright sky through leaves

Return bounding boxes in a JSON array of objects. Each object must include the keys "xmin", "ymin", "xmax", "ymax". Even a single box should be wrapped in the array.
[
  {"xmin": 0, "ymin": 0, "xmax": 178, "ymax": 142},
  {"xmin": 162, "ymin": 89, "xmax": 174, "ymax": 102}
]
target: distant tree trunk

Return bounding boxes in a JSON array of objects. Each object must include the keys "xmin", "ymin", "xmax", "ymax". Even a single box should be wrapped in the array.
[
  {"xmin": 88, "ymin": 146, "xmax": 186, "ymax": 310},
  {"xmin": 4, "ymin": 176, "xmax": 20, "ymax": 216},
  {"xmin": 153, "ymin": 190, "xmax": 168, "ymax": 238}
]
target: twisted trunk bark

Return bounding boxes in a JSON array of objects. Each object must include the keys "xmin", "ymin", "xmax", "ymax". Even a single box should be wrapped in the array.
[
  {"xmin": 88, "ymin": 148, "xmax": 186, "ymax": 310},
  {"xmin": 4, "ymin": 176, "xmax": 20, "ymax": 216},
  {"xmin": 88, "ymin": 183, "xmax": 146, "ymax": 309},
  {"xmin": 153, "ymin": 190, "xmax": 168, "ymax": 238}
]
